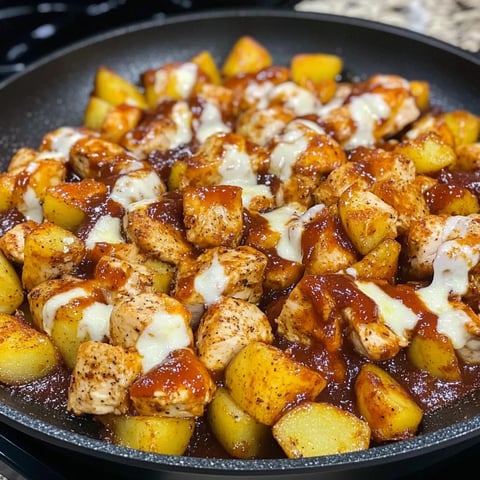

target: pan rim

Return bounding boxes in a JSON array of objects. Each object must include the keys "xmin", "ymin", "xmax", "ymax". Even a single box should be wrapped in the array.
[{"xmin": 1, "ymin": 7, "xmax": 480, "ymax": 475}]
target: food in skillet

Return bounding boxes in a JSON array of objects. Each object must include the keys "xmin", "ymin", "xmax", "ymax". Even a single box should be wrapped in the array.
[{"xmin": 1, "ymin": 35, "xmax": 480, "ymax": 459}]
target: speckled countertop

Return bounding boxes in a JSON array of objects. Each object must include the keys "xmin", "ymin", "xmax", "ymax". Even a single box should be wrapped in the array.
[{"xmin": 295, "ymin": 0, "xmax": 480, "ymax": 53}]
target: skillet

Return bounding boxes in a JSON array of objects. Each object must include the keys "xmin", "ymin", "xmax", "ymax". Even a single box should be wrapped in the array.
[{"xmin": 0, "ymin": 8, "xmax": 480, "ymax": 480}]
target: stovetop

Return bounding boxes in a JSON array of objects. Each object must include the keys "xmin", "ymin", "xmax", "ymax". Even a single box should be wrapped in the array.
[{"xmin": 1, "ymin": 1, "xmax": 479, "ymax": 479}]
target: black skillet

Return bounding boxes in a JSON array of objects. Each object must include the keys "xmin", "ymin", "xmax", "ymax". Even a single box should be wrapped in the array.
[{"xmin": 0, "ymin": 9, "xmax": 480, "ymax": 480}]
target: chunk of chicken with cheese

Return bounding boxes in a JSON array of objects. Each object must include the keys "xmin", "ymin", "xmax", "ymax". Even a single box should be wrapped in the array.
[
  {"xmin": 39, "ymin": 126, "xmax": 98, "ymax": 161},
  {"xmin": 123, "ymin": 192, "xmax": 194, "ymax": 266},
  {"xmin": 68, "ymin": 340, "xmax": 142, "ymax": 416},
  {"xmin": 129, "ymin": 347, "xmax": 216, "ymax": 417},
  {"xmin": 172, "ymin": 245, "xmax": 268, "ymax": 312},
  {"xmin": 196, "ymin": 296, "xmax": 274, "ymax": 372},
  {"xmin": 183, "ymin": 185, "xmax": 243, "ymax": 248},
  {"xmin": 109, "ymin": 292, "xmax": 193, "ymax": 373},
  {"xmin": 0, "ymin": 220, "xmax": 38, "ymax": 263}
]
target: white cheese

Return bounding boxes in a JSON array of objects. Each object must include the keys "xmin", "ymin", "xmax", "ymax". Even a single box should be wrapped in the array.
[
  {"xmin": 19, "ymin": 187, "xmax": 43, "ymax": 222},
  {"xmin": 77, "ymin": 302, "xmax": 113, "ymax": 341},
  {"xmin": 170, "ymin": 101, "xmax": 193, "ymax": 149},
  {"xmin": 244, "ymin": 80, "xmax": 274, "ymax": 109},
  {"xmin": 270, "ymin": 81, "xmax": 319, "ymax": 116},
  {"xmin": 194, "ymin": 253, "xmax": 229, "ymax": 305},
  {"xmin": 218, "ymin": 144, "xmax": 257, "ymax": 186},
  {"xmin": 196, "ymin": 102, "xmax": 230, "ymax": 143},
  {"xmin": 343, "ymin": 93, "xmax": 390, "ymax": 150},
  {"xmin": 49, "ymin": 127, "xmax": 87, "ymax": 158},
  {"xmin": 136, "ymin": 309, "xmax": 192, "ymax": 372},
  {"xmin": 42, "ymin": 287, "xmax": 89, "ymax": 335},
  {"xmin": 110, "ymin": 170, "xmax": 163, "ymax": 208},
  {"xmin": 239, "ymin": 183, "xmax": 274, "ymax": 209},
  {"xmin": 173, "ymin": 62, "xmax": 198, "ymax": 99},
  {"xmin": 85, "ymin": 215, "xmax": 124, "ymax": 250}
]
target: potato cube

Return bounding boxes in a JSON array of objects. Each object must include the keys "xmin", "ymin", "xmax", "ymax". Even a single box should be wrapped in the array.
[
  {"xmin": 0, "ymin": 251, "xmax": 24, "ymax": 314},
  {"xmin": 291, "ymin": 53, "xmax": 343, "ymax": 84},
  {"xmin": 208, "ymin": 387, "xmax": 272, "ymax": 459},
  {"xmin": 409, "ymin": 80, "xmax": 430, "ymax": 111},
  {"xmin": 99, "ymin": 414, "xmax": 194, "ymax": 455},
  {"xmin": 424, "ymin": 182, "xmax": 479, "ymax": 215},
  {"xmin": 225, "ymin": 341, "xmax": 326, "ymax": 425},
  {"xmin": 183, "ymin": 185, "xmax": 243, "ymax": 248},
  {"xmin": 0, "ymin": 173, "xmax": 16, "ymax": 211},
  {"xmin": 439, "ymin": 109, "xmax": 479, "ymax": 146},
  {"xmin": 43, "ymin": 178, "xmax": 108, "ymax": 231},
  {"xmin": 272, "ymin": 401, "xmax": 370, "ymax": 458},
  {"xmin": 455, "ymin": 142, "xmax": 480, "ymax": 171},
  {"xmin": 0, "ymin": 313, "xmax": 60, "ymax": 385},
  {"xmin": 22, "ymin": 222, "xmax": 85, "ymax": 290},
  {"xmin": 338, "ymin": 185, "xmax": 398, "ymax": 255},
  {"xmin": 100, "ymin": 103, "xmax": 143, "ymax": 144},
  {"xmin": 354, "ymin": 363, "xmax": 423, "ymax": 442},
  {"xmin": 191, "ymin": 50, "xmax": 221, "ymax": 85},
  {"xmin": 222, "ymin": 36, "xmax": 272, "ymax": 77},
  {"xmin": 394, "ymin": 131, "xmax": 456, "ymax": 174},
  {"xmin": 94, "ymin": 66, "xmax": 147, "ymax": 108},
  {"xmin": 83, "ymin": 95, "xmax": 113, "ymax": 131}
]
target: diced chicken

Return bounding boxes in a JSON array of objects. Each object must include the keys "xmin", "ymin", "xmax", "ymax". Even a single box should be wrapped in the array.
[
  {"xmin": 172, "ymin": 245, "xmax": 268, "ymax": 310},
  {"xmin": 110, "ymin": 292, "xmax": 193, "ymax": 373},
  {"xmin": 94, "ymin": 255, "xmax": 155, "ymax": 303},
  {"xmin": 68, "ymin": 340, "xmax": 142, "ymax": 415},
  {"xmin": 0, "ymin": 220, "xmax": 38, "ymax": 263},
  {"xmin": 129, "ymin": 348, "xmax": 216, "ymax": 417},
  {"xmin": 183, "ymin": 185, "xmax": 243, "ymax": 248},
  {"xmin": 196, "ymin": 296, "xmax": 274, "ymax": 372},
  {"xmin": 123, "ymin": 192, "xmax": 193, "ymax": 266}
]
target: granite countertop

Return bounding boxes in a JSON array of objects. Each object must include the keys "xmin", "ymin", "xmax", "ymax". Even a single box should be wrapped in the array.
[{"xmin": 295, "ymin": 0, "xmax": 480, "ymax": 53}]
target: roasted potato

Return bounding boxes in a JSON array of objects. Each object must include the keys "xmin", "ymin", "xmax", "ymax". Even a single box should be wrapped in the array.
[
  {"xmin": 221, "ymin": 36, "xmax": 272, "ymax": 77},
  {"xmin": 290, "ymin": 53, "xmax": 343, "ymax": 84},
  {"xmin": 0, "ymin": 251, "xmax": 24, "ymax": 314}
]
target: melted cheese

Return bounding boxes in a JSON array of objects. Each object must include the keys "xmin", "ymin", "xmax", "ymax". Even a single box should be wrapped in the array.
[
  {"xmin": 240, "ymin": 184, "xmax": 274, "ymax": 209},
  {"xmin": 85, "ymin": 215, "xmax": 124, "ymax": 249},
  {"xmin": 270, "ymin": 82, "xmax": 319, "ymax": 116},
  {"xmin": 136, "ymin": 309, "xmax": 192, "ymax": 372},
  {"xmin": 343, "ymin": 93, "xmax": 390, "ymax": 150},
  {"xmin": 110, "ymin": 170, "xmax": 162, "ymax": 208},
  {"xmin": 355, "ymin": 281, "xmax": 418, "ymax": 343},
  {"xmin": 196, "ymin": 102, "xmax": 230, "ymax": 143},
  {"xmin": 244, "ymin": 80, "xmax": 274, "ymax": 109},
  {"xmin": 194, "ymin": 253, "xmax": 229, "ymax": 305},
  {"xmin": 49, "ymin": 127, "xmax": 87, "ymax": 158},
  {"xmin": 77, "ymin": 302, "xmax": 113, "ymax": 341},
  {"xmin": 173, "ymin": 62, "xmax": 198, "ymax": 99},
  {"xmin": 19, "ymin": 187, "xmax": 43, "ymax": 222},
  {"xmin": 42, "ymin": 287, "xmax": 89, "ymax": 335},
  {"xmin": 171, "ymin": 101, "xmax": 193, "ymax": 148},
  {"xmin": 218, "ymin": 144, "xmax": 257, "ymax": 186}
]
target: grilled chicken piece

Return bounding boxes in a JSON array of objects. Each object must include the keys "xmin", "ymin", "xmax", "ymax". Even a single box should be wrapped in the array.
[
  {"xmin": 172, "ymin": 245, "xmax": 268, "ymax": 311},
  {"xmin": 196, "ymin": 296, "xmax": 274, "ymax": 372},
  {"xmin": 110, "ymin": 292, "xmax": 193, "ymax": 373},
  {"xmin": 68, "ymin": 340, "xmax": 142, "ymax": 416},
  {"xmin": 0, "ymin": 220, "xmax": 38, "ymax": 263},
  {"xmin": 129, "ymin": 347, "xmax": 216, "ymax": 417},
  {"xmin": 123, "ymin": 192, "xmax": 194, "ymax": 266}
]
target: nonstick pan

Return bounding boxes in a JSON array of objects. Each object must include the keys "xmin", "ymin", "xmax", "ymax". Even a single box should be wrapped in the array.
[{"xmin": 0, "ymin": 9, "xmax": 480, "ymax": 480}]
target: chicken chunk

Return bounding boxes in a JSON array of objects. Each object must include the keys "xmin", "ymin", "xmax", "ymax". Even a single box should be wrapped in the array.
[
  {"xmin": 129, "ymin": 348, "xmax": 216, "ymax": 417},
  {"xmin": 110, "ymin": 292, "xmax": 193, "ymax": 373},
  {"xmin": 68, "ymin": 340, "xmax": 142, "ymax": 416},
  {"xmin": 0, "ymin": 220, "xmax": 38, "ymax": 263},
  {"xmin": 196, "ymin": 296, "xmax": 274, "ymax": 372}
]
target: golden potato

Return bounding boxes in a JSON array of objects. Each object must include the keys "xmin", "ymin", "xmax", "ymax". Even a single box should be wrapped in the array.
[
  {"xmin": 338, "ymin": 185, "xmax": 398, "ymax": 255},
  {"xmin": 409, "ymin": 80, "xmax": 430, "ymax": 111},
  {"xmin": 94, "ymin": 66, "xmax": 147, "ymax": 108},
  {"xmin": 208, "ymin": 387, "xmax": 272, "ymax": 459},
  {"xmin": 83, "ymin": 95, "xmax": 112, "ymax": 131},
  {"xmin": 454, "ymin": 142, "xmax": 480, "ymax": 171},
  {"xmin": 354, "ymin": 363, "xmax": 423, "ymax": 442},
  {"xmin": 222, "ymin": 36, "xmax": 272, "ymax": 77},
  {"xmin": 191, "ymin": 50, "xmax": 221, "ymax": 85},
  {"xmin": 424, "ymin": 182, "xmax": 479, "ymax": 215},
  {"xmin": 100, "ymin": 103, "xmax": 143, "ymax": 144},
  {"xmin": 272, "ymin": 402, "xmax": 370, "ymax": 458},
  {"xmin": 99, "ymin": 414, "xmax": 194, "ymax": 455},
  {"xmin": 291, "ymin": 53, "xmax": 343, "ymax": 84},
  {"xmin": 0, "ymin": 313, "xmax": 60, "ymax": 385},
  {"xmin": 0, "ymin": 173, "xmax": 16, "ymax": 211},
  {"xmin": 0, "ymin": 251, "xmax": 24, "ymax": 314},
  {"xmin": 224, "ymin": 341, "xmax": 326, "ymax": 426},
  {"xmin": 394, "ymin": 131, "xmax": 456, "ymax": 174},
  {"xmin": 439, "ymin": 110, "xmax": 479, "ymax": 146},
  {"xmin": 22, "ymin": 222, "xmax": 85, "ymax": 290}
]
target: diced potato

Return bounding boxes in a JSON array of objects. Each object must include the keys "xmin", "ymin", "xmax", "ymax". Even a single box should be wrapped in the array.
[
  {"xmin": 0, "ymin": 173, "xmax": 16, "ymax": 211},
  {"xmin": 0, "ymin": 313, "xmax": 59, "ymax": 385},
  {"xmin": 291, "ymin": 53, "xmax": 343, "ymax": 84},
  {"xmin": 348, "ymin": 238, "xmax": 401, "ymax": 283},
  {"xmin": 272, "ymin": 401, "xmax": 370, "ymax": 458},
  {"xmin": 100, "ymin": 104, "xmax": 143, "ymax": 144},
  {"xmin": 43, "ymin": 178, "xmax": 108, "ymax": 231},
  {"xmin": 394, "ymin": 131, "xmax": 456, "ymax": 174},
  {"xmin": 168, "ymin": 160, "xmax": 187, "ymax": 191},
  {"xmin": 222, "ymin": 36, "xmax": 272, "ymax": 77},
  {"xmin": 354, "ymin": 363, "xmax": 423, "ymax": 442},
  {"xmin": 338, "ymin": 185, "xmax": 398, "ymax": 255},
  {"xmin": 142, "ymin": 258, "xmax": 176, "ymax": 294},
  {"xmin": 208, "ymin": 387, "xmax": 272, "ymax": 459},
  {"xmin": 455, "ymin": 142, "xmax": 480, "ymax": 171},
  {"xmin": 83, "ymin": 95, "xmax": 113, "ymax": 131},
  {"xmin": 439, "ymin": 110, "xmax": 479, "ymax": 146},
  {"xmin": 99, "ymin": 414, "xmax": 194, "ymax": 455},
  {"xmin": 424, "ymin": 182, "xmax": 479, "ymax": 215},
  {"xmin": 409, "ymin": 81, "xmax": 430, "ymax": 111},
  {"xmin": 191, "ymin": 50, "xmax": 221, "ymax": 85},
  {"xmin": 407, "ymin": 327, "xmax": 461, "ymax": 381},
  {"xmin": 94, "ymin": 66, "xmax": 147, "ymax": 109},
  {"xmin": 0, "ymin": 251, "xmax": 24, "ymax": 314},
  {"xmin": 224, "ymin": 341, "xmax": 326, "ymax": 426},
  {"xmin": 22, "ymin": 222, "xmax": 85, "ymax": 290}
]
